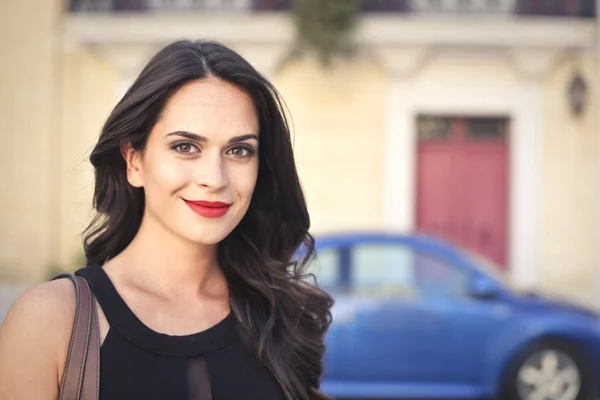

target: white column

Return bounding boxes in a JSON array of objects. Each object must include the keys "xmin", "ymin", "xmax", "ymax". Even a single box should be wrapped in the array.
[
  {"xmin": 509, "ymin": 79, "xmax": 543, "ymax": 289},
  {"xmin": 377, "ymin": 46, "xmax": 431, "ymax": 231},
  {"xmin": 507, "ymin": 48, "xmax": 562, "ymax": 289},
  {"xmin": 383, "ymin": 77, "xmax": 415, "ymax": 231}
]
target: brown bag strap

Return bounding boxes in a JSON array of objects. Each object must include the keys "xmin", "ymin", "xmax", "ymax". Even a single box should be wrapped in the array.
[{"xmin": 52, "ymin": 273, "xmax": 100, "ymax": 400}]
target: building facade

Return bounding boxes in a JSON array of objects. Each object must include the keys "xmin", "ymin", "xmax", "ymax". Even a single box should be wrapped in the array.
[{"xmin": 0, "ymin": 0, "xmax": 598, "ymax": 306}]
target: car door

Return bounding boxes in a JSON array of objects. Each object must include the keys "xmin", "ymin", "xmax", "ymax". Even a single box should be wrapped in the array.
[
  {"xmin": 415, "ymin": 253, "xmax": 516, "ymax": 384},
  {"xmin": 338, "ymin": 241, "xmax": 457, "ymax": 383},
  {"xmin": 410, "ymin": 250, "xmax": 503, "ymax": 384}
]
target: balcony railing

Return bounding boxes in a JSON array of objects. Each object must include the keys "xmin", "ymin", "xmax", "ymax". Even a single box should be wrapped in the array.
[
  {"xmin": 361, "ymin": 0, "xmax": 595, "ymax": 17},
  {"xmin": 516, "ymin": 0, "xmax": 595, "ymax": 17},
  {"xmin": 68, "ymin": 0, "xmax": 290, "ymax": 12},
  {"xmin": 68, "ymin": 0, "xmax": 595, "ymax": 17},
  {"xmin": 408, "ymin": 0, "xmax": 516, "ymax": 15}
]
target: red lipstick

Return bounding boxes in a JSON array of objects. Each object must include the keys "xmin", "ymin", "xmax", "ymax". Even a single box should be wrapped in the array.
[{"xmin": 184, "ymin": 200, "xmax": 231, "ymax": 218}]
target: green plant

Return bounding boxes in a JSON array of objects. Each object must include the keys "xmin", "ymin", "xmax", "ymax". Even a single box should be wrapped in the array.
[{"xmin": 291, "ymin": 0, "xmax": 363, "ymax": 65}]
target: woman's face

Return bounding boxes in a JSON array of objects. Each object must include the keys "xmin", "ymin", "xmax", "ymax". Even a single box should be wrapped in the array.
[{"xmin": 123, "ymin": 77, "xmax": 260, "ymax": 245}]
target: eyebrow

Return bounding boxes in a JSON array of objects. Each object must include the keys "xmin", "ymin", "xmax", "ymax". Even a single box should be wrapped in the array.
[{"xmin": 165, "ymin": 131, "xmax": 259, "ymax": 144}]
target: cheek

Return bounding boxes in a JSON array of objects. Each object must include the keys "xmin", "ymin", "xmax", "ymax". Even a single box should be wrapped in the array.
[
  {"xmin": 229, "ymin": 161, "xmax": 258, "ymax": 200},
  {"xmin": 145, "ymin": 158, "xmax": 194, "ymax": 194}
]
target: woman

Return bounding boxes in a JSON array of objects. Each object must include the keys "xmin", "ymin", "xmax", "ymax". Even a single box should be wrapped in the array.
[{"xmin": 0, "ymin": 40, "xmax": 333, "ymax": 400}]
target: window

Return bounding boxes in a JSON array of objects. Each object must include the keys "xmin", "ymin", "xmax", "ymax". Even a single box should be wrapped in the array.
[
  {"xmin": 352, "ymin": 244, "xmax": 417, "ymax": 297},
  {"xmin": 467, "ymin": 117, "xmax": 507, "ymax": 140},
  {"xmin": 417, "ymin": 115, "xmax": 508, "ymax": 141},
  {"xmin": 351, "ymin": 243, "xmax": 469, "ymax": 298},
  {"xmin": 412, "ymin": 252, "xmax": 469, "ymax": 298},
  {"xmin": 417, "ymin": 115, "xmax": 452, "ymax": 141},
  {"xmin": 306, "ymin": 248, "xmax": 340, "ymax": 289}
]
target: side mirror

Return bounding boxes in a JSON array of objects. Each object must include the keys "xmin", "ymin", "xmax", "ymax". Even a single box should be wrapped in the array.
[{"xmin": 467, "ymin": 276, "xmax": 499, "ymax": 300}]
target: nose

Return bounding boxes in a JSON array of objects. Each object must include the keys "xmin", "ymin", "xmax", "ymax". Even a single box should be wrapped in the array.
[{"xmin": 193, "ymin": 151, "xmax": 228, "ymax": 191}]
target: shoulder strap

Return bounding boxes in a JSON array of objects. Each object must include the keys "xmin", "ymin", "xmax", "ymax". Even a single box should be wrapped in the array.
[{"xmin": 51, "ymin": 273, "xmax": 100, "ymax": 400}]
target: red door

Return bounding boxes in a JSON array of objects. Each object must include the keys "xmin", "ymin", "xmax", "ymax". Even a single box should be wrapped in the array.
[{"xmin": 416, "ymin": 116, "xmax": 509, "ymax": 267}]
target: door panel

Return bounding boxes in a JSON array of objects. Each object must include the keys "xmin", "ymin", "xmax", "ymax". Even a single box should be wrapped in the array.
[
  {"xmin": 416, "ymin": 143, "xmax": 464, "ymax": 241},
  {"xmin": 460, "ymin": 143, "xmax": 508, "ymax": 265},
  {"xmin": 416, "ymin": 116, "xmax": 509, "ymax": 267},
  {"xmin": 339, "ymin": 243, "xmax": 461, "ymax": 382}
]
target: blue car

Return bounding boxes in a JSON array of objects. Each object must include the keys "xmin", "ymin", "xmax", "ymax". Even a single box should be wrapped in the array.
[{"xmin": 309, "ymin": 232, "xmax": 600, "ymax": 400}]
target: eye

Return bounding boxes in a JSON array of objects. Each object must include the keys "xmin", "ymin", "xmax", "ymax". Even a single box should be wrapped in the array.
[
  {"xmin": 171, "ymin": 142, "xmax": 199, "ymax": 155},
  {"xmin": 227, "ymin": 146, "xmax": 254, "ymax": 158}
]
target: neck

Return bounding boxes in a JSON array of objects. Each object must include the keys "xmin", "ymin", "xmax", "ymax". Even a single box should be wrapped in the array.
[{"xmin": 108, "ymin": 212, "xmax": 227, "ymax": 303}]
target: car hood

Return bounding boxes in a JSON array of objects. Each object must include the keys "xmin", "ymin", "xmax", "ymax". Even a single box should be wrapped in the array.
[{"xmin": 516, "ymin": 292, "xmax": 600, "ymax": 319}]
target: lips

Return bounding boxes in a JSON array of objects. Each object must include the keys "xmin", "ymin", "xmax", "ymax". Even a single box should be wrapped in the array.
[{"xmin": 184, "ymin": 200, "xmax": 231, "ymax": 218}]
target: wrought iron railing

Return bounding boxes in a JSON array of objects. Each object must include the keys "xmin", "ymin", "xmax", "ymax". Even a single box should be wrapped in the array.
[
  {"xmin": 515, "ymin": 0, "xmax": 595, "ymax": 17},
  {"xmin": 363, "ymin": 0, "xmax": 595, "ymax": 16},
  {"xmin": 68, "ymin": 0, "xmax": 595, "ymax": 17},
  {"xmin": 68, "ymin": 0, "xmax": 290, "ymax": 12},
  {"xmin": 408, "ymin": 0, "xmax": 516, "ymax": 15},
  {"xmin": 361, "ymin": 0, "xmax": 595, "ymax": 16}
]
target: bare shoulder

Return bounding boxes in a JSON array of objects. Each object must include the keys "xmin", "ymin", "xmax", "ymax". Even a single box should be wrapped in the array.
[
  {"xmin": 0, "ymin": 279, "xmax": 76, "ymax": 358},
  {"xmin": 3, "ymin": 279, "xmax": 75, "ymax": 330},
  {"xmin": 0, "ymin": 279, "xmax": 75, "ymax": 400}
]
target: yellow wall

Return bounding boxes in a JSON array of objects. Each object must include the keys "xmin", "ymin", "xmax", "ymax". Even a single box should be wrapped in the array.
[
  {"xmin": 538, "ymin": 53, "xmax": 599, "ymax": 302},
  {"xmin": 0, "ymin": 0, "xmax": 62, "ymax": 282},
  {"xmin": 57, "ymin": 48, "xmax": 117, "ymax": 271},
  {"xmin": 0, "ymin": 0, "xmax": 117, "ymax": 282},
  {"xmin": 276, "ymin": 56, "xmax": 387, "ymax": 233}
]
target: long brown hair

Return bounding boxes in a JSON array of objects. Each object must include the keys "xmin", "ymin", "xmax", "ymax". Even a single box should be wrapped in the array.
[{"xmin": 83, "ymin": 40, "xmax": 333, "ymax": 400}]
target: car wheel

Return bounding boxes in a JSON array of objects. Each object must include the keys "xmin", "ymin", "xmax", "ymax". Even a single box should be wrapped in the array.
[{"xmin": 500, "ymin": 339, "xmax": 595, "ymax": 400}]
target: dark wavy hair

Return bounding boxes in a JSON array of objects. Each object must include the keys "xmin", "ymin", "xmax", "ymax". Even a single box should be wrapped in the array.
[{"xmin": 83, "ymin": 40, "xmax": 333, "ymax": 400}]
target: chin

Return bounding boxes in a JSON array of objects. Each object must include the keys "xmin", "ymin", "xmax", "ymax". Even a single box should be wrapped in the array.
[{"xmin": 180, "ymin": 225, "xmax": 236, "ymax": 246}]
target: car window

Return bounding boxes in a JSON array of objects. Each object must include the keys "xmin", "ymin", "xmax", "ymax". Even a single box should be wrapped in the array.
[
  {"xmin": 412, "ymin": 252, "xmax": 469, "ymax": 298},
  {"xmin": 352, "ymin": 244, "xmax": 417, "ymax": 297},
  {"xmin": 351, "ymin": 243, "xmax": 468, "ymax": 299},
  {"xmin": 306, "ymin": 248, "xmax": 340, "ymax": 289}
]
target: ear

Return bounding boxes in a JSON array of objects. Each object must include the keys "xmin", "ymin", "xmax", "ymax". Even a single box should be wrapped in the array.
[{"xmin": 120, "ymin": 141, "xmax": 144, "ymax": 188}]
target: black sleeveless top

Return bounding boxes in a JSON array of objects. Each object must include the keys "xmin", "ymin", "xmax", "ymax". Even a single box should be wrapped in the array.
[{"xmin": 75, "ymin": 265, "xmax": 286, "ymax": 400}]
